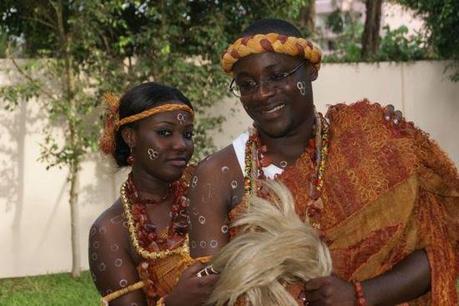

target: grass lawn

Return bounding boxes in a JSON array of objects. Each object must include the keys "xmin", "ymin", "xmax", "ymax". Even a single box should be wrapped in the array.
[
  {"xmin": 0, "ymin": 271, "xmax": 99, "ymax": 306},
  {"xmin": 0, "ymin": 271, "xmax": 457, "ymax": 305}
]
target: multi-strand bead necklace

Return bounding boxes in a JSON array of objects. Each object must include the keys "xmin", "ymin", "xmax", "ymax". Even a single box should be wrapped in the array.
[
  {"xmin": 120, "ymin": 174, "xmax": 189, "ymax": 260},
  {"xmin": 243, "ymin": 111, "xmax": 329, "ymax": 228}
]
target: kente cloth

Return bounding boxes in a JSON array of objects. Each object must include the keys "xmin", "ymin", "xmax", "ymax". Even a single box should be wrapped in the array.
[{"xmin": 229, "ymin": 100, "xmax": 459, "ymax": 305}]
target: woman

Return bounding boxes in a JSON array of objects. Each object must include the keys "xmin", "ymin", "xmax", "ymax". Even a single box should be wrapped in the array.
[{"xmin": 89, "ymin": 82, "xmax": 217, "ymax": 306}]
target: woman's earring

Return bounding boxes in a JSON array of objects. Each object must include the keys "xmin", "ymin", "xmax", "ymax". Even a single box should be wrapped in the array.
[
  {"xmin": 147, "ymin": 148, "xmax": 159, "ymax": 160},
  {"xmin": 127, "ymin": 147, "xmax": 135, "ymax": 165},
  {"xmin": 297, "ymin": 81, "xmax": 306, "ymax": 96}
]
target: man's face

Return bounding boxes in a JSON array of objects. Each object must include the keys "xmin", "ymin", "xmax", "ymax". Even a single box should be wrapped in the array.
[{"xmin": 232, "ymin": 52, "xmax": 314, "ymax": 138}]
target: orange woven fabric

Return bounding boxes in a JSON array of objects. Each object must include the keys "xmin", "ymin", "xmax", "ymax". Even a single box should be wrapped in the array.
[{"xmin": 229, "ymin": 100, "xmax": 458, "ymax": 305}]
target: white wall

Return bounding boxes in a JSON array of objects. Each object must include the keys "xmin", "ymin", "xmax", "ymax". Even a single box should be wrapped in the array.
[{"xmin": 0, "ymin": 60, "xmax": 458, "ymax": 278}]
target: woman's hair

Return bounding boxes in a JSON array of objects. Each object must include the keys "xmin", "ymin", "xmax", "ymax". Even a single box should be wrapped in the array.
[
  {"xmin": 114, "ymin": 82, "xmax": 192, "ymax": 167},
  {"xmin": 208, "ymin": 181, "xmax": 332, "ymax": 306},
  {"xmin": 242, "ymin": 18, "xmax": 302, "ymax": 37}
]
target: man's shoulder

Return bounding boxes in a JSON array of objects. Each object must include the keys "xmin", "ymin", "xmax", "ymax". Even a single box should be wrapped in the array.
[{"xmin": 326, "ymin": 99, "xmax": 387, "ymax": 123}]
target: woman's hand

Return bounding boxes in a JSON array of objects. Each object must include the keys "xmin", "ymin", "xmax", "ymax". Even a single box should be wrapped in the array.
[
  {"xmin": 166, "ymin": 262, "xmax": 219, "ymax": 306},
  {"xmin": 304, "ymin": 275, "xmax": 355, "ymax": 306}
]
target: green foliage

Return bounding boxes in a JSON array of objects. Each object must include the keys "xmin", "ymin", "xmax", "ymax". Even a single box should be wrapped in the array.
[
  {"xmin": 1, "ymin": 0, "xmax": 309, "ymax": 162},
  {"xmin": 395, "ymin": 0, "xmax": 459, "ymax": 79},
  {"xmin": 322, "ymin": 16, "xmax": 364, "ymax": 63},
  {"xmin": 322, "ymin": 11, "xmax": 430, "ymax": 63},
  {"xmin": 377, "ymin": 25, "xmax": 430, "ymax": 61},
  {"xmin": 0, "ymin": 271, "xmax": 99, "ymax": 306},
  {"xmin": 326, "ymin": 9, "xmax": 344, "ymax": 34}
]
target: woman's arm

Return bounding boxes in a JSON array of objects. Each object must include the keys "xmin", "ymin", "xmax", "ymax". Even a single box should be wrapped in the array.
[{"xmin": 89, "ymin": 207, "xmax": 147, "ymax": 306}]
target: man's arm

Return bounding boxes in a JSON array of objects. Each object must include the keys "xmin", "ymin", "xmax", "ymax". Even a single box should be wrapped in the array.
[{"xmin": 305, "ymin": 249, "xmax": 430, "ymax": 305}]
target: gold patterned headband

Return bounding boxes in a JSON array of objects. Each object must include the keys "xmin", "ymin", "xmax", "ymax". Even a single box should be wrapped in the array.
[
  {"xmin": 99, "ymin": 93, "xmax": 194, "ymax": 155},
  {"xmin": 221, "ymin": 33, "xmax": 322, "ymax": 79}
]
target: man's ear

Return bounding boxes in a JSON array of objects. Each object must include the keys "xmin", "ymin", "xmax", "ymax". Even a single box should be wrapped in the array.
[{"xmin": 121, "ymin": 127, "xmax": 136, "ymax": 149}]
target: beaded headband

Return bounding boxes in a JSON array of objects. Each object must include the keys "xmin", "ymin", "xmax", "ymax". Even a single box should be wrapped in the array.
[
  {"xmin": 221, "ymin": 33, "xmax": 322, "ymax": 79},
  {"xmin": 99, "ymin": 93, "xmax": 194, "ymax": 155}
]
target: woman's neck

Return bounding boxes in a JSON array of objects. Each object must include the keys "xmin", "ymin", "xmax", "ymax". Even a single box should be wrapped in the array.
[{"xmin": 130, "ymin": 166, "xmax": 170, "ymax": 202}]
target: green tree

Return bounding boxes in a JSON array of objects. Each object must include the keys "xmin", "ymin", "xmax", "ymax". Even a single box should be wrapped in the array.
[
  {"xmin": 0, "ymin": 0, "xmax": 308, "ymax": 277},
  {"xmin": 396, "ymin": 0, "xmax": 459, "ymax": 79}
]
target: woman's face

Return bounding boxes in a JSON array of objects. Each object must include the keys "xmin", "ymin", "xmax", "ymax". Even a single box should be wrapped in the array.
[
  {"xmin": 128, "ymin": 103, "xmax": 194, "ymax": 182},
  {"xmin": 232, "ymin": 52, "xmax": 314, "ymax": 138}
]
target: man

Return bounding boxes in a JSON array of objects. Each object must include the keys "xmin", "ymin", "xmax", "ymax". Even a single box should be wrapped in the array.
[{"xmin": 188, "ymin": 19, "xmax": 458, "ymax": 305}]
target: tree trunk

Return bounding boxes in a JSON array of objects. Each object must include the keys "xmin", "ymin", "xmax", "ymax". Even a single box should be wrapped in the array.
[
  {"xmin": 361, "ymin": 0, "xmax": 383, "ymax": 59},
  {"xmin": 69, "ymin": 158, "xmax": 81, "ymax": 278},
  {"xmin": 55, "ymin": 0, "xmax": 81, "ymax": 278},
  {"xmin": 299, "ymin": 1, "xmax": 316, "ymax": 35}
]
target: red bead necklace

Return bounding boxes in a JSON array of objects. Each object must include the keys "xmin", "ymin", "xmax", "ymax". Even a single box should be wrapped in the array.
[{"xmin": 125, "ymin": 173, "xmax": 189, "ymax": 253}]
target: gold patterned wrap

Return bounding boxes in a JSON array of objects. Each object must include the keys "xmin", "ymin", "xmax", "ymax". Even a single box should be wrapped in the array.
[
  {"xmin": 229, "ymin": 100, "xmax": 458, "ymax": 305},
  {"xmin": 221, "ymin": 33, "xmax": 322, "ymax": 77}
]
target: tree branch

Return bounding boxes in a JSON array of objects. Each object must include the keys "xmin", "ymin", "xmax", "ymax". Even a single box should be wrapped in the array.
[{"xmin": 6, "ymin": 46, "xmax": 56, "ymax": 101}]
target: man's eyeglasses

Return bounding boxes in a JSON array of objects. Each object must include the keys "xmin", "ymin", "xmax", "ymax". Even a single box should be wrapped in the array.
[{"xmin": 229, "ymin": 61, "xmax": 306, "ymax": 98}]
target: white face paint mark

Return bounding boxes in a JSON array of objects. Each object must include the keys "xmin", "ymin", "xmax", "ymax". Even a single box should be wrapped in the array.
[
  {"xmin": 221, "ymin": 166, "xmax": 229, "ymax": 173},
  {"xmin": 199, "ymin": 240, "xmax": 207, "ymax": 248},
  {"xmin": 110, "ymin": 215, "xmax": 123, "ymax": 224},
  {"xmin": 114, "ymin": 258, "xmax": 123, "ymax": 267},
  {"xmin": 221, "ymin": 225, "xmax": 229, "ymax": 234},
  {"xmin": 122, "ymin": 221, "xmax": 129, "ymax": 229},
  {"xmin": 110, "ymin": 244, "xmax": 119, "ymax": 252},
  {"xmin": 90, "ymin": 227, "xmax": 97, "ymax": 236},
  {"xmin": 119, "ymin": 279, "xmax": 128, "ymax": 288},
  {"xmin": 201, "ymin": 183, "xmax": 212, "ymax": 202},
  {"xmin": 99, "ymin": 262, "xmax": 106, "ymax": 271},
  {"xmin": 99, "ymin": 226, "xmax": 107, "ymax": 234},
  {"xmin": 105, "ymin": 289, "xmax": 112, "ymax": 295},
  {"xmin": 93, "ymin": 241, "xmax": 100, "ymax": 249},
  {"xmin": 191, "ymin": 207, "xmax": 199, "ymax": 216},
  {"xmin": 297, "ymin": 81, "xmax": 306, "ymax": 96},
  {"xmin": 198, "ymin": 216, "xmax": 206, "ymax": 224},
  {"xmin": 147, "ymin": 148, "xmax": 159, "ymax": 160},
  {"xmin": 279, "ymin": 160, "xmax": 288, "ymax": 168},
  {"xmin": 190, "ymin": 240, "xmax": 197, "ymax": 248},
  {"xmin": 210, "ymin": 240, "xmax": 218, "ymax": 248},
  {"xmin": 191, "ymin": 176, "xmax": 198, "ymax": 188},
  {"xmin": 177, "ymin": 113, "xmax": 185, "ymax": 125},
  {"xmin": 231, "ymin": 180, "xmax": 238, "ymax": 189}
]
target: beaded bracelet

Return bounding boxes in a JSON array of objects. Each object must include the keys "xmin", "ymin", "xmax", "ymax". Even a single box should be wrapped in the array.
[{"xmin": 353, "ymin": 281, "xmax": 367, "ymax": 306}]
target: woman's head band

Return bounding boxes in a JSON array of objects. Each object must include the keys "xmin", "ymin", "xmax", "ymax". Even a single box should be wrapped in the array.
[{"xmin": 99, "ymin": 93, "xmax": 194, "ymax": 155}]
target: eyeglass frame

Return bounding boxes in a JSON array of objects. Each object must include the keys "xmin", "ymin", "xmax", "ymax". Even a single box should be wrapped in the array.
[{"xmin": 228, "ymin": 60, "xmax": 307, "ymax": 97}]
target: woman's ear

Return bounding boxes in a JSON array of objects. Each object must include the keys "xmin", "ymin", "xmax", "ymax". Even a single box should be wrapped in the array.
[{"xmin": 121, "ymin": 127, "xmax": 137, "ymax": 149}]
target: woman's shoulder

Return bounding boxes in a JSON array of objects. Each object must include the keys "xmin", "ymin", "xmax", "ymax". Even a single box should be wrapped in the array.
[{"xmin": 90, "ymin": 200, "xmax": 128, "ymax": 244}]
